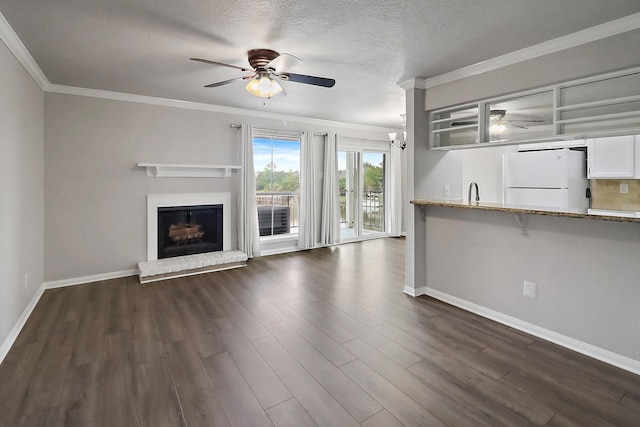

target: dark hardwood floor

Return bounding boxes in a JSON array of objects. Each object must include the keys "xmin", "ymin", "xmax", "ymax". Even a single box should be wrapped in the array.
[{"xmin": 1, "ymin": 237, "xmax": 639, "ymax": 426}]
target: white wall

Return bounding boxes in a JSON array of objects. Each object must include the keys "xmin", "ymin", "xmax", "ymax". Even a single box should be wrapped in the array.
[
  {"xmin": 415, "ymin": 149, "xmax": 464, "ymax": 201},
  {"xmin": 462, "ymin": 145, "xmax": 517, "ymax": 203},
  {"xmin": 0, "ymin": 40, "xmax": 44, "ymax": 358},
  {"xmin": 44, "ymin": 93, "xmax": 388, "ymax": 282},
  {"xmin": 44, "ymin": 94, "xmax": 239, "ymax": 281}
]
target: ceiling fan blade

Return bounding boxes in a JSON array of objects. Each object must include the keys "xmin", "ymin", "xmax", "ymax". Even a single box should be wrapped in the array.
[
  {"xmin": 506, "ymin": 119, "xmax": 546, "ymax": 123},
  {"xmin": 508, "ymin": 123, "xmax": 529, "ymax": 130},
  {"xmin": 266, "ymin": 53, "xmax": 302, "ymax": 72},
  {"xmin": 204, "ymin": 76, "xmax": 251, "ymax": 88},
  {"xmin": 451, "ymin": 121, "xmax": 477, "ymax": 127},
  {"xmin": 280, "ymin": 73, "xmax": 335, "ymax": 88},
  {"xmin": 190, "ymin": 57, "xmax": 251, "ymax": 72}
]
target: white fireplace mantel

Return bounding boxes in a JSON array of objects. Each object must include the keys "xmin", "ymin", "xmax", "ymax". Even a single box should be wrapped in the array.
[
  {"xmin": 138, "ymin": 163, "xmax": 241, "ymax": 178},
  {"xmin": 139, "ymin": 191, "xmax": 248, "ymax": 283}
]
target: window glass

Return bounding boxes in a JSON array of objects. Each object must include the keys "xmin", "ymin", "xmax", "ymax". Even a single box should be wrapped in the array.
[{"xmin": 253, "ymin": 135, "xmax": 301, "ymax": 237}]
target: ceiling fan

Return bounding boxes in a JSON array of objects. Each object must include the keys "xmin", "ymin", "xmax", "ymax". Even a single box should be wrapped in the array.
[
  {"xmin": 451, "ymin": 109, "xmax": 546, "ymax": 130},
  {"xmin": 191, "ymin": 49, "xmax": 336, "ymax": 98}
]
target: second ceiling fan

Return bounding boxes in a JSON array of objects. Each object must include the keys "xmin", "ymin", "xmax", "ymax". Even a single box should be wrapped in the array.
[
  {"xmin": 451, "ymin": 109, "xmax": 545, "ymax": 130},
  {"xmin": 191, "ymin": 49, "xmax": 336, "ymax": 98}
]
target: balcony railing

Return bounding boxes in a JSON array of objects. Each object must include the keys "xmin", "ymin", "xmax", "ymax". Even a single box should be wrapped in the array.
[
  {"xmin": 339, "ymin": 190, "xmax": 385, "ymax": 232},
  {"xmin": 255, "ymin": 190, "xmax": 384, "ymax": 236},
  {"xmin": 256, "ymin": 192, "xmax": 299, "ymax": 236}
]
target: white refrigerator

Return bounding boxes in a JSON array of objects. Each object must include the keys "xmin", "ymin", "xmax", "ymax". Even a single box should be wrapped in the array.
[{"xmin": 503, "ymin": 149, "xmax": 588, "ymax": 209}]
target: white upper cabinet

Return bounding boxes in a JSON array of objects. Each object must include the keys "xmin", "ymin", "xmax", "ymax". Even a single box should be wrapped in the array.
[
  {"xmin": 557, "ymin": 72, "xmax": 640, "ymax": 136},
  {"xmin": 430, "ymin": 67, "xmax": 640, "ymax": 150},
  {"xmin": 430, "ymin": 104, "xmax": 479, "ymax": 148},
  {"xmin": 430, "ymin": 91, "xmax": 554, "ymax": 149},
  {"xmin": 587, "ymin": 135, "xmax": 635, "ymax": 179}
]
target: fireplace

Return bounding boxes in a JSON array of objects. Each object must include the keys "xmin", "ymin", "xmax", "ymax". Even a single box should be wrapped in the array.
[
  {"xmin": 157, "ymin": 204, "xmax": 223, "ymax": 259},
  {"xmin": 140, "ymin": 192, "xmax": 246, "ymax": 283},
  {"xmin": 147, "ymin": 193, "xmax": 231, "ymax": 261}
]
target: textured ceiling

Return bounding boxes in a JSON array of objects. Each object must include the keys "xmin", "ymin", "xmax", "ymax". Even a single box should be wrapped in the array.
[{"xmin": 2, "ymin": 0, "xmax": 640, "ymax": 128}]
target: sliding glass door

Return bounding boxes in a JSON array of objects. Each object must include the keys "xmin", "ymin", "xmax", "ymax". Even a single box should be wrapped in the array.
[{"xmin": 338, "ymin": 149, "xmax": 386, "ymax": 241}]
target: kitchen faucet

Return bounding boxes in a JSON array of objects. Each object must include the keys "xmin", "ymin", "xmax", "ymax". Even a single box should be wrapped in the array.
[{"xmin": 468, "ymin": 182, "xmax": 480, "ymax": 204}]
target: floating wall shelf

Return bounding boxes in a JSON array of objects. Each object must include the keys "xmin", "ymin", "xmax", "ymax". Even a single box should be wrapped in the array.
[{"xmin": 138, "ymin": 163, "xmax": 241, "ymax": 178}]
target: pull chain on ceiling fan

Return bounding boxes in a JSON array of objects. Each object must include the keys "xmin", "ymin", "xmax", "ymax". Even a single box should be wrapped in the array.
[{"xmin": 191, "ymin": 49, "xmax": 336, "ymax": 98}]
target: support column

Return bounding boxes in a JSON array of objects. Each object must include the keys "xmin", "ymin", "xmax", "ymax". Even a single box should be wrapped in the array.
[{"xmin": 400, "ymin": 80, "xmax": 429, "ymax": 297}]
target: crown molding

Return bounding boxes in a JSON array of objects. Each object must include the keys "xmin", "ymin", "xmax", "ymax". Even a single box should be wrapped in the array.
[
  {"xmin": 397, "ymin": 78, "xmax": 427, "ymax": 90},
  {"xmin": 0, "ymin": 11, "xmax": 49, "ymax": 90},
  {"xmin": 422, "ymin": 12, "xmax": 640, "ymax": 89},
  {"xmin": 46, "ymin": 84, "xmax": 395, "ymax": 132},
  {"xmin": 0, "ymin": 9, "xmax": 392, "ymax": 132},
  {"xmin": 5, "ymin": 7, "xmax": 639, "ymax": 127}
]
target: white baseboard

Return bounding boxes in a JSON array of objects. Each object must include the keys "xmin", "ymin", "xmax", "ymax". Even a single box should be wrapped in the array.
[
  {"xmin": 0, "ymin": 283, "xmax": 45, "ymax": 364},
  {"xmin": 258, "ymin": 246, "xmax": 303, "ymax": 257},
  {"xmin": 403, "ymin": 285, "xmax": 427, "ymax": 297},
  {"xmin": 424, "ymin": 287, "xmax": 640, "ymax": 376},
  {"xmin": 1, "ymin": 269, "xmax": 136, "ymax": 364},
  {"xmin": 44, "ymin": 269, "xmax": 137, "ymax": 289}
]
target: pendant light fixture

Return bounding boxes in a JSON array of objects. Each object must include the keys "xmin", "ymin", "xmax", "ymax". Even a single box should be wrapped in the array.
[{"xmin": 388, "ymin": 114, "xmax": 407, "ymax": 150}]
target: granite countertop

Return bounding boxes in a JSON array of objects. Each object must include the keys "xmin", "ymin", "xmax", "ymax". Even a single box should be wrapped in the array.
[{"xmin": 410, "ymin": 199, "xmax": 640, "ymax": 223}]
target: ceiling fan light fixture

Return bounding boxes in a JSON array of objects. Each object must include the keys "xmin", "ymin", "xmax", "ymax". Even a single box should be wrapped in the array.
[
  {"xmin": 490, "ymin": 122, "xmax": 508, "ymax": 134},
  {"xmin": 489, "ymin": 109, "xmax": 506, "ymax": 121},
  {"xmin": 194, "ymin": 49, "xmax": 334, "ymax": 95},
  {"xmin": 246, "ymin": 74, "xmax": 282, "ymax": 98}
]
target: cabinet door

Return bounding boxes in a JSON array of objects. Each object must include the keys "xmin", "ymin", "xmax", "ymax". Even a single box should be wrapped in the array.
[{"xmin": 587, "ymin": 136, "xmax": 635, "ymax": 178}]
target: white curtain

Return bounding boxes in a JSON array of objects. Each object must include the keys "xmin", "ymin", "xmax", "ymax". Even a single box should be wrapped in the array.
[
  {"xmin": 238, "ymin": 123, "xmax": 260, "ymax": 257},
  {"xmin": 298, "ymin": 130, "xmax": 316, "ymax": 250},
  {"xmin": 388, "ymin": 145, "xmax": 403, "ymax": 237},
  {"xmin": 320, "ymin": 133, "xmax": 340, "ymax": 245}
]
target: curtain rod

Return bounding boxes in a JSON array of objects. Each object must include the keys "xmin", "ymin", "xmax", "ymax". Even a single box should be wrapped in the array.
[
  {"xmin": 230, "ymin": 124, "xmax": 299, "ymax": 136},
  {"xmin": 313, "ymin": 133, "xmax": 388, "ymax": 144},
  {"xmin": 235, "ymin": 127, "xmax": 386, "ymax": 144},
  {"xmin": 340, "ymin": 135, "xmax": 389, "ymax": 144},
  {"xmin": 253, "ymin": 127, "xmax": 303, "ymax": 137}
]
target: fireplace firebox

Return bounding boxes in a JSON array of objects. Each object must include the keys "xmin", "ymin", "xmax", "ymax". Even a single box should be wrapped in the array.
[{"xmin": 157, "ymin": 204, "xmax": 223, "ymax": 259}]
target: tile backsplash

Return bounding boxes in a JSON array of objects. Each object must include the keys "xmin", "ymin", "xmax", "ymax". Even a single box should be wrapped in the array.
[{"xmin": 590, "ymin": 179, "xmax": 640, "ymax": 211}]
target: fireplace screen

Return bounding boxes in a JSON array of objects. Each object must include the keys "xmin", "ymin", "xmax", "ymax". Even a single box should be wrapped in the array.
[{"xmin": 157, "ymin": 204, "xmax": 223, "ymax": 259}]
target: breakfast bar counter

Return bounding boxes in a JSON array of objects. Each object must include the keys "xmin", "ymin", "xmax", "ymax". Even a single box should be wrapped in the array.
[{"xmin": 410, "ymin": 199, "xmax": 640, "ymax": 223}]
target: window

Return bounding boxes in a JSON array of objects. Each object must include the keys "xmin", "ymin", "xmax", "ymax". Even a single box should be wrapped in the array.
[{"xmin": 253, "ymin": 131, "xmax": 301, "ymax": 238}]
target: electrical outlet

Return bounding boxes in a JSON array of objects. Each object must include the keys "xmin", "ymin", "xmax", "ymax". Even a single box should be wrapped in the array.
[
  {"xmin": 24, "ymin": 273, "xmax": 28, "ymax": 289},
  {"xmin": 444, "ymin": 184, "xmax": 450, "ymax": 197},
  {"xmin": 620, "ymin": 183, "xmax": 629, "ymax": 194},
  {"xmin": 523, "ymin": 281, "xmax": 536, "ymax": 298}
]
